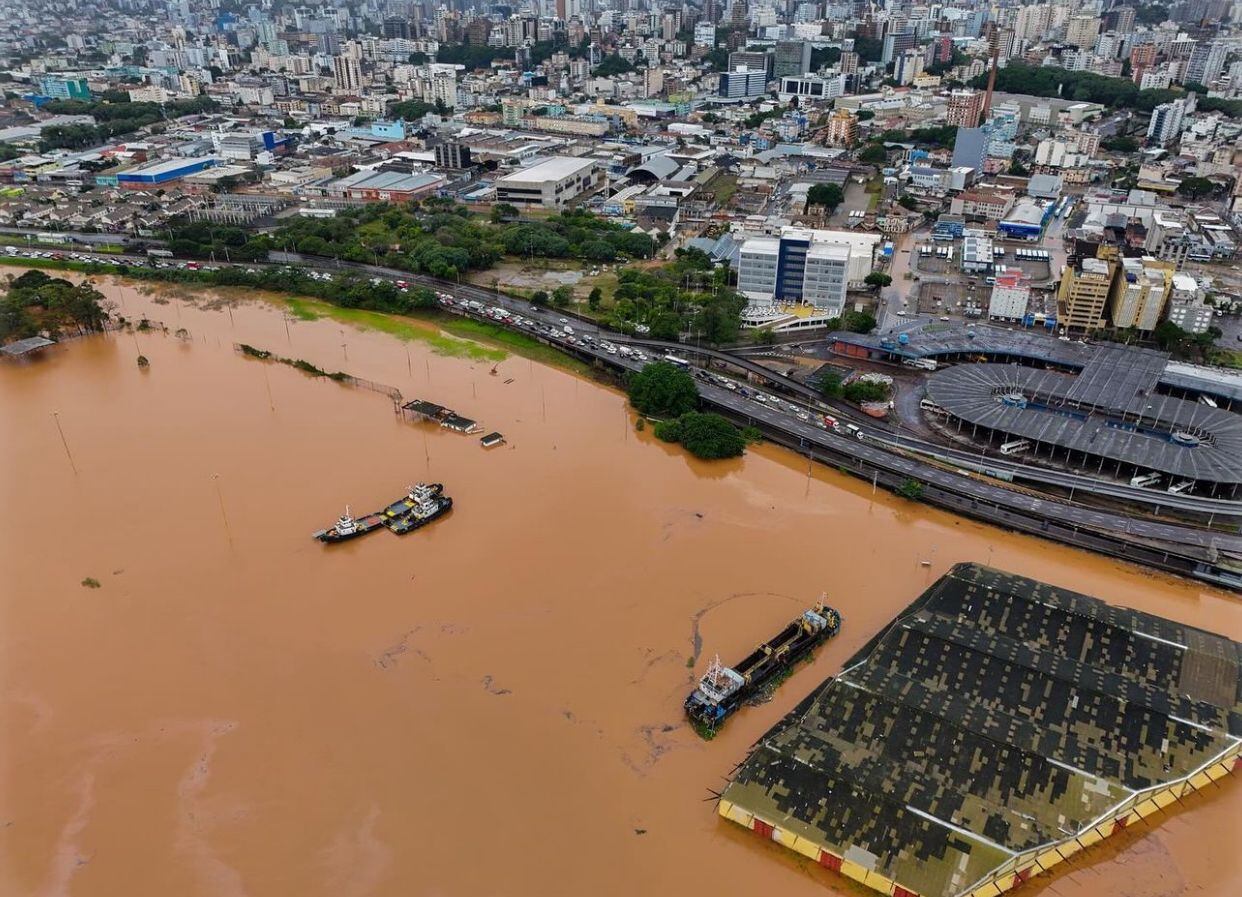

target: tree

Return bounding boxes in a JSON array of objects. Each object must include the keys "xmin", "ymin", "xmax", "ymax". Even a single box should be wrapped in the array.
[
  {"xmin": 806, "ymin": 183, "xmax": 845, "ymax": 212},
  {"xmin": 840, "ymin": 310, "xmax": 877, "ymax": 333},
  {"xmin": 864, "ymin": 273, "xmax": 892, "ymax": 288},
  {"xmin": 1008, "ymin": 160, "xmax": 1031, "ymax": 176},
  {"xmin": 859, "ymin": 143, "xmax": 888, "ymax": 164},
  {"xmin": 897, "ymin": 193, "xmax": 918, "ymax": 211},
  {"xmin": 593, "ymin": 54, "xmax": 635, "ymax": 77},
  {"xmin": 530, "ymin": 290, "xmax": 549, "ymax": 306},
  {"xmin": 816, "ymin": 371, "xmax": 843, "ymax": 399},
  {"xmin": 654, "ymin": 412, "xmax": 747, "ymax": 460},
  {"xmin": 897, "ymin": 478, "xmax": 924, "ymax": 500},
  {"xmin": 1101, "ymin": 136, "xmax": 1138, "ymax": 153},
  {"xmin": 490, "ymin": 202, "xmax": 519, "ymax": 223},
  {"xmin": 551, "ymin": 285, "xmax": 573, "ymax": 307},
  {"xmin": 628, "ymin": 362, "xmax": 698, "ymax": 417},
  {"xmin": 587, "ymin": 287, "xmax": 603, "ymax": 311},
  {"xmin": 1177, "ymin": 177, "xmax": 1214, "ymax": 200}
]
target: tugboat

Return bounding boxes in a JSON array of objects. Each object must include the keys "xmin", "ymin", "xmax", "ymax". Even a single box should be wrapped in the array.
[
  {"xmin": 385, "ymin": 483, "xmax": 453, "ymax": 535},
  {"xmin": 381, "ymin": 482, "xmax": 444, "ymax": 519},
  {"xmin": 685, "ymin": 599, "xmax": 841, "ymax": 734},
  {"xmin": 313, "ymin": 506, "xmax": 386, "ymax": 543}
]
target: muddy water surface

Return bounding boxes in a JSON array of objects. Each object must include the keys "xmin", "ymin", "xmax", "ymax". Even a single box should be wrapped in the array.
[{"xmin": 2, "ymin": 277, "xmax": 1239, "ymax": 897}]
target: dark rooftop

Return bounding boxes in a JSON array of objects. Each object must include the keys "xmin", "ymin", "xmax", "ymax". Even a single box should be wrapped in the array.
[
  {"xmin": 925, "ymin": 363, "xmax": 1242, "ymax": 484},
  {"xmin": 720, "ymin": 563, "xmax": 1241, "ymax": 897}
]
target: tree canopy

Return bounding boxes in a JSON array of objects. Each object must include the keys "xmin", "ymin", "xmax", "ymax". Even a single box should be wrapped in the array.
[
  {"xmin": 654, "ymin": 412, "xmax": 748, "ymax": 460},
  {"xmin": 0, "ymin": 271, "xmax": 110, "ymax": 343},
  {"xmin": 628, "ymin": 362, "xmax": 699, "ymax": 417}
]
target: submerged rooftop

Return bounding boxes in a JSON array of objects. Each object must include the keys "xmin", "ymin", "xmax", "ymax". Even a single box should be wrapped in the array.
[{"xmin": 719, "ymin": 563, "xmax": 1241, "ymax": 897}]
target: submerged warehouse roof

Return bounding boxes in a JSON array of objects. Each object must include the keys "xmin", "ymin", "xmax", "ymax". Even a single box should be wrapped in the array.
[
  {"xmin": 925, "ymin": 362, "xmax": 1242, "ymax": 485},
  {"xmin": 719, "ymin": 564, "xmax": 1242, "ymax": 897}
]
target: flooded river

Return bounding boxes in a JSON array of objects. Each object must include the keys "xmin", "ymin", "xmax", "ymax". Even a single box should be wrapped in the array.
[{"xmin": 2, "ymin": 275, "xmax": 1239, "ymax": 897}]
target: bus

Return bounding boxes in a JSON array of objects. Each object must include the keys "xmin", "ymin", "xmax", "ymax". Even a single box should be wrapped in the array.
[
  {"xmin": 1129, "ymin": 472, "xmax": 1161, "ymax": 488},
  {"xmin": 999, "ymin": 439, "xmax": 1031, "ymax": 456},
  {"xmin": 663, "ymin": 354, "xmax": 691, "ymax": 369},
  {"xmin": 919, "ymin": 398, "xmax": 946, "ymax": 414}
]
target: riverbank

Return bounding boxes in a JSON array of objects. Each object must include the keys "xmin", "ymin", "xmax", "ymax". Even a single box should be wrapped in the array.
[{"xmin": 1, "ymin": 256, "xmax": 595, "ymax": 376}]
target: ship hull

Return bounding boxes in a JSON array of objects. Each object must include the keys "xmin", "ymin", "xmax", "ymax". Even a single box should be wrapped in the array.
[
  {"xmin": 385, "ymin": 497, "xmax": 453, "ymax": 535},
  {"xmin": 685, "ymin": 605, "xmax": 841, "ymax": 731},
  {"xmin": 313, "ymin": 514, "xmax": 386, "ymax": 543}
]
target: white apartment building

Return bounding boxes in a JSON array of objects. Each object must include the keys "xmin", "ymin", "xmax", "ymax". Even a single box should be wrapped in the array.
[
  {"xmin": 989, "ymin": 271, "xmax": 1031, "ymax": 321},
  {"xmin": 1165, "ymin": 273, "xmax": 1213, "ymax": 333},
  {"xmin": 1112, "ymin": 257, "xmax": 1173, "ymax": 331},
  {"xmin": 493, "ymin": 156, "xmax": 602, "ymax": 209}
]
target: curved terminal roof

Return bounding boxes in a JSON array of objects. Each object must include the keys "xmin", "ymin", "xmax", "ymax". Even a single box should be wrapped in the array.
[
  {"xmin": 925, "ymin": 362, "xmax": 1242, "ymax": 484},
  {"xmin": 832, "ymin": 328, "xmax": 1242, "ymax": 404}
]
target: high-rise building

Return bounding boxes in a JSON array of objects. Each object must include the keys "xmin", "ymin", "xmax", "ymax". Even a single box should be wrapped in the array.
[
  {"xmin": 1110, "ymin": 257, "xmax": 1174, "ymax": 332},
  {"xmin": 1105, "ymin": 6, "xmax": 1136, "ymax": 34},
  {"xmin": 881, "ymin": 30, "xmax": 917, "ymax": 65},
  {"xmin": 1147, "ymin": 99, "xmax": 1187, "ymax": 145},
  {"xmin": 332, "ymin": 54, "xmax": 363, "ymax": 92},
  {"xmin": 773, "ymin": 40, "xmax": 811, "ymax": 78},
  {"xmin": 838, "ymin": 51, "xmax": 859, "ymax": 75},
  {"xmin": 894, "ymin": 48, "xmax": 923, "ymax": 85},
  {"xmin": 737, "ymin": 229, "xmax": 853, "ymax": 315},
  {"xmin": 946, "ymin": 89, "xmax": 986, "ymax": 128},
  {"xmin": 1058, "ymin": 256, "xmax": 1115, "ymax": 333},
  {"xmin": 1014, "ymin": 4, "xmax": 1050, "ymax": 43},
  {"xmin": 728, "ymin": 50, "xmax": 770, "ymax": 76},
  {"xmin": 824, "ymin": 108, "xmax": 858, "ymax": 146},
  {"xmin": 951, "ymin": 125, "xmax": 991, "ymax": 179},
  {"xmin": 1184, "ymin": 41, "xmax": 1228, "ymax": 86},
  {"xmin": 718, "ymin": 67, "xmax": 767, "ymax": 99},
  {"xmin": 1165, "ymin": 273, "xmax": 1213, "ymax": 334},
  {"xmin": 383, "ymin": 17, "xmax": 410, "ymax": 39},
  {"xmin": 1065, "ymin": 16, "xmax": 1100, "ymax": 49},
  {"xmin": 1129, "ymin": 43, "xmax": 1158, "ymax": 84}
]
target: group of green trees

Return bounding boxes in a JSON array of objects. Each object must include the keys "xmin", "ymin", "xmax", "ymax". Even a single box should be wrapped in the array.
[
  {"xmin": 386, "ymin": 99, "xmax": 448, "ymax": 120},
  {"xmin": 605, "ymin": 248, "xmax": 746, "ymax": 344},
  {"xmin": 593, "ymin": 54, "xmax": 636, "ymax": 77},
  {"xmin": 968, "ymin": 62, "xmax": 1183, "ymax": 112},
  {"xmin": 166, "ymin": 200, "xmax": 661, "ymax": 281},
  {"xmin": 0, "ymin": 270, "xmax": 110, "ymax": 343},
  {"xmin": 37, "ymin": 96, "xmax": 218, "ymax": 151},
  {"xmin": 806, "ymin": 183, "xmax": 845, "ymax": 213},
  {"xmin": 815, "ymin": 368, "xmax": 890, "ymax": 404},
  {"xmin": 628, "ymin": 362, "xmax": 751, "ymax": 460}
]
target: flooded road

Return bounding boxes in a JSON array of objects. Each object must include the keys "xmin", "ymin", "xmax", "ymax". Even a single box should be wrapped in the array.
[{"xmin": 2, "ymin": 275, "xmax": 1239, "ymax": 897}]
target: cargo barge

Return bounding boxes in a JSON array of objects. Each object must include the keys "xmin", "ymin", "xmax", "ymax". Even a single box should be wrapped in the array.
[
  {"xmin": 383, "ymin": 482, "xmax": 453, "ymax": 534},
  {"xmin": 685, "ymin": 600, "xmax": 841, "ymax": 733},
  {"xmin": 313, "ymin": 507, "xmax": 386, "ymax": 543}
]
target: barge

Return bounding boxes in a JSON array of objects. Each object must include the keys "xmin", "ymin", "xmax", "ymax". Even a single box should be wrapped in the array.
[
  {"xmin": 384, "ymin": 483, "xmax": 453, "ymax": 535},
  {"xmin": 313, "ymin": 507, "xmax": 386, "ymax": 543},
  {"xmin": 685, "ymin": 600, "xmax": 841, "ymax": 732},
  {"xmin": 381, "ymin": 483, "xmax": 444, "ymax": 519}
]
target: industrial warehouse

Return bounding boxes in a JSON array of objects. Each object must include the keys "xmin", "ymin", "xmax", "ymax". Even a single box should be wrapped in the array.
[{"xmin": 718, "ymin": 563, "xmax": 1242, "ymax": 897}]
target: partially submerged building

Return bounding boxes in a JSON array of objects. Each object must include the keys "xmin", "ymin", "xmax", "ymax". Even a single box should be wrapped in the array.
[{"xmin": 719, "ymin": 563, "xmax": 1241, "ymax": 897}]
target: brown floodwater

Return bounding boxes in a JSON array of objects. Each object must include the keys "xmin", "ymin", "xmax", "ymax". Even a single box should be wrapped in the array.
[{"xmin": 2, "ymin": 275, "xmax": 1239, "ymax": 897}]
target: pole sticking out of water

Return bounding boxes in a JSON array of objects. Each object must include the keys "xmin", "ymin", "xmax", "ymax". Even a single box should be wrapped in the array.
[
  {"xmin": 212, "ymin": 474, "xmax": 233, "ymax": 548},
  {"xmin": 51, "ymin": 411, "xmax": 78, "ymax": 476},
  {"xmin": 227, "ymin": 300, "xmax": 235, "ymax": 328},
  {"xmin": 425, "ymin": 358, "xmax": 431, "ymax": 384},
  {"xmin": 406, "ymin": 346, "xmax": 412, "ymax": 377},
  {"xmin": 283, "ymin": 313, "xmax": 291, "ymax": 344},
  {"xmin": 262, "ymin": 367, "xmax": 276, "ymax": 412},
  {"xmin": 541, "ymin": 386, "xmax": 547, "ymax": 423}
]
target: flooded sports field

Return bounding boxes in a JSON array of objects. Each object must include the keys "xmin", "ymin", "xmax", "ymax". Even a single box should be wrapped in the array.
[{"xmin": 2, "ymin": 275, "xmax": 1238, "ymax": 897}]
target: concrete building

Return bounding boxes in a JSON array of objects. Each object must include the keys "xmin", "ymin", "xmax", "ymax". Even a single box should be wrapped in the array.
[
  {"xmin": 881, "ymin": 30, "xmax": 918, "ymax": 65},
  {"xmin": 894, "ymin": 48, "xmax": 924, "ymax": 86},
  {"xmin": 727, "ymin": 50, "xmax": 770, "ymax": 77},
  {"xmin": 989, "ymin": 270, "xmax": 1032, "ymax": 321},
  {"xmin": 1065, "ymin": 16, "xmax": 1101, "ymax": 49},
  {"xmin": 1165, "ymin": 273, "xmax": 1213, "ymax": 333},
  {"xmin": 1058, "ymin": 255, "xmax": 1115, "ymax": 333},
  {"xmin": 719, "ymin": 67, "xmax": 768, "ymax": 99},
  {"xmin": 1147, "ymin": 99, "xmax": 1188, "ymax": 145},
  {"xmin": 778, "ymin": 74, "xmax": 845, "ymax": 101},
  {"xmin": 737, "ymin": 227, "xmax": 877, "ymax": 314},
  {"xmin": 332, "ymin": 54, "xmax": 363, "ymax": 92},
  {"xmin": 950, "ymin": 125, "xmax": 990, "ymax": 179},
  {"xmin": 962, "ymin": 231, "xmax": 996, "ymax": 274},
  {"xmin": 946, "ymin": 90, "xmax": 986, "ymax": 129},
  {"xmin": 823, "ymin": 109, "xmax": 858, "ymax": 147},
  {"xmin": 1185, "ymin": 41, "xmax": 1228, "ymax": 86},
  {"xmin": 36, "ymin": 75, "xmax": 90, "ymax": 100},
  {"xmin": 1111, "ymin": 256, "xmax": 1174, "ymax": 332},
  {"xmin": 773, "ymin": 40, "xmax": 811, "ymax": 78},
  {"xmin": 434, "ymin": 141, "xmax": 472, "ymax": 169},
  {"xmin": 493, "ymin": 156, "xmax": 602, "ymax": 209}
]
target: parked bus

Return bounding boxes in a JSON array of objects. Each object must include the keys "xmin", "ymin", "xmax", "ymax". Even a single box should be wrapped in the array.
[
  {"xmin": 1130, "ymin": 472, "xmax": 1161, "ymax": 488},
  {"xmin": 999, "ymin": 439, "xmax": 1031, "ymax": 456},
  {"xmin": 1166, "ymin": 480, "xmax": 1194, "ymax": 494},
  {"xmin": 663, "ymin": 354, "xmax": 691, "ymax": 369}
]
